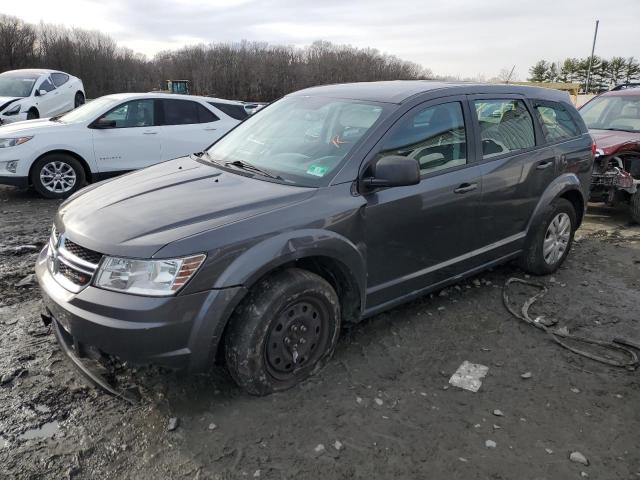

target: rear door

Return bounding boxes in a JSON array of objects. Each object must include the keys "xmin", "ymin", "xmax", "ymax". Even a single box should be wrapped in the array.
[
  {"xmin": 363, "ymin": 97, "xmax": 484, "ymax": 308},
  {"xmin": 90, "ymin": 99, "xmax": 162, "ymax": 172},
  {"xmin": 157, "ymin": 99, "xmax": 231, "ymax": 160},
  {"xmin": 50, "ymin": 73, "xmax": 74, "ymax": 112},
  {"xmin": 470, "ymin": 95, "xmax": 546, "ymax": 246}
]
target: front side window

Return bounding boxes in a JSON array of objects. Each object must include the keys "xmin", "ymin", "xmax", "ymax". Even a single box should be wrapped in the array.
[
  {"xmin": 38, "ymin": 77, "xmax": 56, "ymax": 93},
  {"xmin": 378, "ymin": 102, "xmax": 467, "ymax": 175},
  {"xmin": 99, "ymin": 99, "xmax": 155, "ymax": 128},
  {"xmin": 51, "ymin": 73, "xmax": 70, "ymax": 88},
  {"xmin": 205, "ymin": 96, "xmax": 385, "ymax": 187},
  {"xmin": 474, "ymin": 99, "xmax": 535, "ymax": 158},
  {"xmin": 0, "ymin": 73, "xmax": 38, "ymax": 97},
  {"xmin": 580, "ymin": 95, "xmax": 640, "ymax": 132},
  {"xmin": 535, "ymin": 102, "xmax": 580, "ymax": 142}
]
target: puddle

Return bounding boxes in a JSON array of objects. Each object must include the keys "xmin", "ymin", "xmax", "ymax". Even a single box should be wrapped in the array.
[{"xmin": 17, "ymin": 421, "xmax": 60, "ymax": 441}]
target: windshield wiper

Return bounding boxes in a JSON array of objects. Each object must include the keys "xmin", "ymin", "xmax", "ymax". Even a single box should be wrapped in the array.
[{"xmin": 224, "ymin": 160, "xmax": 283, "ymax": 180}]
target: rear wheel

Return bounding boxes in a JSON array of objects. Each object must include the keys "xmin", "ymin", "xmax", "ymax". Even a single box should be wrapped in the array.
[
  {"xmin": 31, "ymin": 154, "xmax": 86, "ymax": 199},
  {"xmin": 26, "ymin": 108, "xmax": 39, "ymax": 120},
  {"xmin": 74, "ymin": 92, "xmax": 85, "ymax": 108},
  {"xmin": 631, "ymin": 191, "xmax": 640, "ymax": 224},
  {"xmin": 225, "ymin": 268, "xmax": 341, "ymax": 396},
  {"xmin": 520, "ymin": 198, "xmax": 576, "ymax": 275}
]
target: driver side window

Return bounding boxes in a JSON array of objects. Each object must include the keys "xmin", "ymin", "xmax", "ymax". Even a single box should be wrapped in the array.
[
  {"xmin": 38, "ymin": 77, "xmax": 56, "ymax": 93},
  {"xmin": 378, "ymin": 102, "xmax": 467, "ymax": 175},
  {"xmin": 99, "ymin": 99, "xmax": 155, "ymax": 128}
]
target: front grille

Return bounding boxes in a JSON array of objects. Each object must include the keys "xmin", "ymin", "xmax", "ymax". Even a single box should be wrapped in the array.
[
  {"xmin": 64, "ymin": 239, "xmax": 102, "ymax": 264},
  {"xmin": 48, "ymin": 228, "xmax": 102, "ymax": 293}
]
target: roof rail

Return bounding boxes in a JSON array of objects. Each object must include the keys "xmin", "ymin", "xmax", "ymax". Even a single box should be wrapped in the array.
[{"xmin": 610, "ymin": 82, "xmax": 640, "ymax": 91}]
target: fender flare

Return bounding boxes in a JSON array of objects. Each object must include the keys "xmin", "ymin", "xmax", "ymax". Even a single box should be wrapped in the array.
[
  {"xmin": 526, "ymin": 173, "xmax": 586, "ymax": 234},
  {"xmin": 213, "ymin": 228, "xmax": 367, "ymax": 310}
]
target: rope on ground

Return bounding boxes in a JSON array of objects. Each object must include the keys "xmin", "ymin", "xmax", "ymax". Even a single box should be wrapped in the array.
[{"xmin": 502, "ymin": 277, "xmax": 638, "ymax": 369}]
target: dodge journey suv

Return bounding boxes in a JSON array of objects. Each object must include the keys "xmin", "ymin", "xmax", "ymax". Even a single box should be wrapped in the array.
[{"xmin": 36, "ymin": 81, "xmax": 593, "ymax": 395}]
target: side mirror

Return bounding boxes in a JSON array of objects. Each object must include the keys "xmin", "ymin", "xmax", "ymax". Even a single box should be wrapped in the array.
[
  {"xmin": 90, "ymin": 118, "xmax": 117, "ymax": 129},
  {"xmin": 37, "ymin": 89, "xmax": 48, "ymax": 97},
  {"xmin": 363, "ymin": 155, "xmax": 420, "ymax": 189}
]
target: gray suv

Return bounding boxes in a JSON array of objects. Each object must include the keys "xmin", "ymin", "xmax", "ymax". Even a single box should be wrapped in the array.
[{"xmin": 36, "ymin": 81, "xmax": 594, "ymax": 395}]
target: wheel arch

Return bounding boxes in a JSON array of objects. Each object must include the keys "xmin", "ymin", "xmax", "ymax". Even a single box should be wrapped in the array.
[
  {"xmin": 526, "ymin": 173, "xmax": 586, "ymax": 233},
  {"xmin": 28, "ymin": 149, "xmax": 92, "ymax": 186}
]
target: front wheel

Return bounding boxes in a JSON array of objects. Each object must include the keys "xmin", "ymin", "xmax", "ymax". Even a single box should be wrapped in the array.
[
  {"xmin": 26, "ymin": 108, "xmax": 39, "ymax": 120},
  {"xmin": 225, "ymin": 268, "xmax": 341, "ymax": 396},
  {"xmin": 31, "ymin": 154, "xmax": 86, "ymax": 199},
  {"xmin": 520, "ymin": 198, "xmax": 576, "ymax": 275}
]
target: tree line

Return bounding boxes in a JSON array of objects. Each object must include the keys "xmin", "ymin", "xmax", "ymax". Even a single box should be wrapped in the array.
[
  {"xmin": 0, "ymin": 15, "xmax": 431, "ymax": 101},
  {"xmin": 528, "ymin": 56, "xmax": 640, "ymax": 92}
]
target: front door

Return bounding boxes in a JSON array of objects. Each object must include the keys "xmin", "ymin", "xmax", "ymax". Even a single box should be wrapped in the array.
[
  {"xmin": 91, "ymin": 99, "xmax": 161, "ymax": 173},
  {"xmin": 363, "ymin": 98, "xmax": 483, "ymax": 309},
  {"xmin": 34, "ymin": 76, "xmax": 59, "ymax": 117}
]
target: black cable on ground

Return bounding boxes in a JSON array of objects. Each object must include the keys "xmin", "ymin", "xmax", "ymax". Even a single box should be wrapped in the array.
[{"xmin": 502, "ymin": 277, "xmax": 638, "ymax": 369}]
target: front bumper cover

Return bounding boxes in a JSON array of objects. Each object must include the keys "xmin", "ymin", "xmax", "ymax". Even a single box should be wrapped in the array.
[
  {"xmin": 35, "ymin": 246, "xmax": 247, "ymax": 372},
  {"xmin": 0, "ymin": 175, "xmax": 28, "ymax": 188}
]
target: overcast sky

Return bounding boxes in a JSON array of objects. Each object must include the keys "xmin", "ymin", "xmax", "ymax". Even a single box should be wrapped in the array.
[{"xmin": 3, "ymin": 0, "xmax": 639, "ymax": 78}]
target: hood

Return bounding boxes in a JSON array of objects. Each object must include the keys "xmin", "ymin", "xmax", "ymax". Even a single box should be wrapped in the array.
[
  {"xmin": 0, "ymin": 117, "xmax": 70, "ymax": 133},
  {"xmin": 0, "ymin": 97, "xmax": 21, "ymax": 112},
  {"xmin": 590, "ymin": 129, "xmax": 640, "ymax": 156},
  {"xmin": 57, "ymin": 157, "xmax": 316, "ymax": 258}
]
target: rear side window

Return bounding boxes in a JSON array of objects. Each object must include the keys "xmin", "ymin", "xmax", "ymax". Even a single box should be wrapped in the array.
[
  {"xmin": 51, "ymin": 73, "xmax": 69, "ymax": 87},
  {"xmin": 162, "ymin": 100, "xmax": 218, "ymax": 125},
  {"xmin": 379, "ymin": 101, "xmax": 467, "ymax": 175},
  {"xmin": 534, "ymin": 102, "xmax": 580, "ymax": 142},
  {"xmin": 208, "ymin": 102, "xmax": 248, "ymax": 120},
  {"xmin": 474, "ymin": 99, "xmax": 535, "ymax": 158}
]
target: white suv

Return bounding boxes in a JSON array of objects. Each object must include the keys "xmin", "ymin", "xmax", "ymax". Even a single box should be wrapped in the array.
[{"xmin": 0, "ymin": 93, "xmax": 243, "ymax": 198}]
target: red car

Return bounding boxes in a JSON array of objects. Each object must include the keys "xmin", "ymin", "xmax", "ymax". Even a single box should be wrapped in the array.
[{"xmin": 579, "ymin": 85, "xmax": 640, "ymax": 222}]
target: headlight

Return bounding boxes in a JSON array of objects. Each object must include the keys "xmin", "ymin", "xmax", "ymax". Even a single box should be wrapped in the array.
[
  {"xmin": 3, "ymin": 104, "xmax": 21, "ymax": 115},
  {"xmin": 0, "ymin": 137, "xmax": 33, "ymax": 148},
  {"xmin": 94, "ymin": 254, "xmax": 206, "ymax": 296}
]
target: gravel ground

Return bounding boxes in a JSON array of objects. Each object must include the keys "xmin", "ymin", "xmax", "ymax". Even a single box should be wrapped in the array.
[{"xmin": 1, "ymin": 185, "xmax": 639, "ymax": 480}]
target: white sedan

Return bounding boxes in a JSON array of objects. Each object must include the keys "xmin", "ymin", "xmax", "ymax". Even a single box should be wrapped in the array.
[
  {"xmin": 0, "ymin": 93, "xmax": 245, "ymax": 198},
  {"xmin": 0, "ymin": 69, "xmax": 85, "ymax": 124}
]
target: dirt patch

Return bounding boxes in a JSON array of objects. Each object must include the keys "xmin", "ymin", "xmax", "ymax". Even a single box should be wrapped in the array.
[{"xmin": 0, "ymin": 186, "xmax": 639, "ymax": 480}]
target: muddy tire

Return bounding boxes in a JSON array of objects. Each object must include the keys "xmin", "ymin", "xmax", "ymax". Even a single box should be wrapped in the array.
[
  {"xmin": 631, "ymin": 191, "xmax": 640, "ymax": 224},
  {"xmin": 520, "ymin": 198, "xmax": 576, "ymax": 275},
  {"xmin": 224, "ymin": 268, "xmax": 341, "ymax": 396},
  {"xmin": 31, "ymin": 154, "xmax": 86, "ymax": 199}
]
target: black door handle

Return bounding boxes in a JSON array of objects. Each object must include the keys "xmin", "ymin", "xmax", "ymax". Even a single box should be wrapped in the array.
[
  {"xmin": 536, "ymin": 160, "xmax": 554, "ymax": 170},
  {"xmin": 454, "ymin": 182, "xmax": 478, "ymax": 194}
]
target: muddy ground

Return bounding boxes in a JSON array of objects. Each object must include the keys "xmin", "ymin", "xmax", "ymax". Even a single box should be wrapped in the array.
[{"xmin": 0, "ymin": 185, "xmax": 639, "ymax": 480}]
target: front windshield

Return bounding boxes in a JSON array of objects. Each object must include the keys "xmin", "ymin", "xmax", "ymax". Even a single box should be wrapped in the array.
[
  {"xmin": 205, "ymin": 96, "xmax": 386, "ymax": 186},
  {"xmin": 0, "ymin": 74, "xmax": 37, "ymax": 97},
  {"xmin": 57, "ymin": 97, "xmax": 119, "ymax": 123},
  {"xmin": 580, "ymin": 95, "xmax": 640, "ymax": 132}
]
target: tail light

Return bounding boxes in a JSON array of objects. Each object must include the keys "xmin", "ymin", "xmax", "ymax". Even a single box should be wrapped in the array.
[{"xmin": 591, "ymin": 141, "xmax": 597, "ymax": 157}]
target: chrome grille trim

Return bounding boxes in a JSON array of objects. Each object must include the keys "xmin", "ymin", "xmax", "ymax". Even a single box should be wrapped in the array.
[{"xmin": 47, "ymin": 228, "xmax": 102, "ymax": 293}]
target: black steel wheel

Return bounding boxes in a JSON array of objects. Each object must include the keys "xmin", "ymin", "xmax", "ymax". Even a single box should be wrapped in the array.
[{"xmin": 225, "ymin": 268, "xmax": 340, "ymax": 396}]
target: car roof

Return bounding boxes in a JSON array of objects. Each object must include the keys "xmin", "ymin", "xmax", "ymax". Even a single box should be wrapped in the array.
[
  {"xmin": 289, "ymin": 80, "xmax": 570, "ymax": 104},
  {"xmin": 1, "ymin": 69, "xmax": 63, "ymax": 77},
  {"xmin": 103, "ymin": 92, "xmax": 246, "ymax": 105},
  {"xmin": 596, "ymin": 88, "xmax": 640, "ymax": 98}
]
